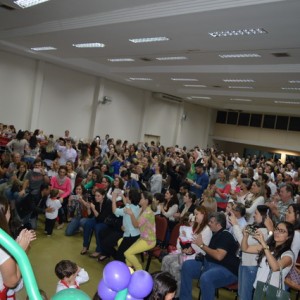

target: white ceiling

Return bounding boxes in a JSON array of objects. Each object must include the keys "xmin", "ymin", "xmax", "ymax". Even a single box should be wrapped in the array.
[{"xmin": 1, "ymin": 0, "xmax": 300, "ymax": 116}]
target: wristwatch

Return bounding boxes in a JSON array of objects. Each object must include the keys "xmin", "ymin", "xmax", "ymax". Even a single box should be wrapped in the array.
[
  {"xmin": 263, "ymin": 245, "xmax": 270, "ymax": 251},
  {"xmin": 200, "ymin": 244, "xmax": 205, "ymax": 248}
]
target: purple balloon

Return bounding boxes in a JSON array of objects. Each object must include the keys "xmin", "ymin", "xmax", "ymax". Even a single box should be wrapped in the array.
[
  {"xmin": 98, "ymin": 279, "xmax": 117, "ymax": 300},
  {"xmin": 126, "ymin": 293, "xmax": 143, "ymax": 300},
  {"xmin": 103, "ymin": 261, "xmax": 131, "ymax": 292},
  {"xmin": 128, "ymin": 270, "xmax": 153, "ymax": 298}
]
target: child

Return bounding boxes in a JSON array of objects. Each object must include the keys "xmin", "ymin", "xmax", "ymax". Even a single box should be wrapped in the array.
[
  {"xmin": 153, "ymin": 192, "xmax": 164, "ymax": 215},
  {"xmin": 45, "ymin": 189, "xmax": 62, "ymax": 236},
  {"xmin": 178, "ymin": 212, "xmax": 195, "ymax": 253},
  {"xmin": 55, "ymin": 260, "xmax": 89, "ymax": 292}
]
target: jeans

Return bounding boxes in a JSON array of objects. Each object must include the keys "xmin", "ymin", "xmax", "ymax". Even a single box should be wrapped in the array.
[
  {"xmin": 238, "ymin": 265, "xmax": 258, "ymax": 300},
  {"xmin": 180, "ymin": 259, "xmax": 238, "ymax": 300},
  {"xmin": 82, "ymin": 218, "xmax": 108, "ymax": 253},
  {"xmin": 65, "ymin": 217, "xmax": 88, "ymax": 236}
]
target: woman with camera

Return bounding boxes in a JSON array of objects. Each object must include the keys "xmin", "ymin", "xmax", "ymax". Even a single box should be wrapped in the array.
[
  {"xmin": 65, "ymin": 184, "xmax": 90, "ymax": 236},
  {"xmin": 241, "ymin": 220, "xmax": 294, "ymax": 298},
  {"xmin": 229, "ymin": 205, "xmax": 269, "ymax": 300},
  {"xmin": 80, "ymin": 188, "xmax": 112, "ymax": 257}
]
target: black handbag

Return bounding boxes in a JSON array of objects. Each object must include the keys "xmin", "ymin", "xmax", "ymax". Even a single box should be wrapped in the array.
[
  {"xmin": 253, "ymin": 267, "xmax": 290, "ymax": 300},
  {"xmin": 104, "ymin": 214, "xmax": 123, "ymax": 231}
]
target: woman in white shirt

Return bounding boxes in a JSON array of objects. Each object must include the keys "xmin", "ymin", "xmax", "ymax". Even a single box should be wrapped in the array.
[
  {"xmin": 245, "ymin": 180, "xmax": 265, "ymax": 223},
  {"xmin": 161, "ymin": 206, "xmax": 212, "ymax": 297},
  {"xmin": 241, "ymin": 221, "xmax": 294, "ymax": 291}
]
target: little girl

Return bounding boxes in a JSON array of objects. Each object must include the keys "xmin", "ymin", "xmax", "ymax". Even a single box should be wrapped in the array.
[
  {"xmin": 45, "ymin": 189, "xmax": 62, "ymax": 236},
  {"xmin": 178, "ymin": 212, "xmax": 195, "ymax": 254}
]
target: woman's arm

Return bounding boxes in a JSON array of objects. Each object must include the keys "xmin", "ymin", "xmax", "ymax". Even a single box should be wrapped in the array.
[
  {"xmin": 124, "ymin": 207, "xmax": 139, "ymax": 228},
  {"xmin": 246, "ymin": 196, "xmax": 264, "ymax": 215},
  {"xmin": 215, "ymin": 184, "xmax": 231, "ymax": 199},
  {"xmin": 162, "ymin": 204, "xmax": 178, "ymax": 218},
  {"xmin": 241, "ymin": 228, "xmax": 262, "ymax": 253}
]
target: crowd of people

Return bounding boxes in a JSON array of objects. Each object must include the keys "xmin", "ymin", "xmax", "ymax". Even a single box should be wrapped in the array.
[{"xmin": 0, "ymin": 123, "xmax": 300, "ymax": 299}]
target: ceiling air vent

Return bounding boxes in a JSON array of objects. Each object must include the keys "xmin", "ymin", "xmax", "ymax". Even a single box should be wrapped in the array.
[
  {"xmin": 152, "ymin": 92, "xmax": 183, "ymax": 103},
  {"xmin": 0, "ymin": 3, "xmax": 16, "ymax": 10},
  {"xmin": 140, "ymin": 57, "xmax": 153, "ymax": 62},
  {"xmin": 271, "ymin": 52, "xmax": 290, "ymax": 57}
]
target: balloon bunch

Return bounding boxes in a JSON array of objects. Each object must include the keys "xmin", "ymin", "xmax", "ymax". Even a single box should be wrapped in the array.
[{"xmin": 98, "ymin": 261, "xmax": 153, "ymax": 300}]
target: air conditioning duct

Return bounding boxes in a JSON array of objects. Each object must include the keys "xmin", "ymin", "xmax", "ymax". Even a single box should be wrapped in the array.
[{"xmin": 152, "ymin": 92, "xmax": 183, "ymax": 103}]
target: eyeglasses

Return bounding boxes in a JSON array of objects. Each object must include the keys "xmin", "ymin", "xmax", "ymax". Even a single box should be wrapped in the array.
[{"xmin": 274, "ymin": 227, "xmax": 287, "ymax": 234}]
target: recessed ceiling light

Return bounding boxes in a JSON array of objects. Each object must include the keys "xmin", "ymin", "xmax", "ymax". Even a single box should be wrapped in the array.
[
  {"xmin": 156, "ymin": 56, "xmax": 187, "ymax": 61},
  {"xmin": 274, "ymin": 101, "xmax": 300, "ymax": 104},
  {"xmin": 230, "ymin": 98, "xmax": 252, "ymax": 102},
  {"xmin": 219, "ymin": 54, "xmax": 261, "ymax": 58},
  {"xmin": 72, "ymin": 43, "xmax": 105, "ymax": 48},
  {"xmin": 171, "ymin": 78, "xmax": 198, "ymax": 81},
  {"xmin": 228, "ymin": 86, "xmax": 254, "ymax": 89},
  {"xmin": 30, "ymin": 46, "xmax": 56, "ymax": 51},
  {"xmin": 14, "ymin": 0, "xmax": 49, "ymax": 8},
  {"xmin": 223, "ymin": 79, "xmax": 255, "ymax": 83},
  {"xmin": 129, "ymin": 77, "xmax": 152, "ymax": 81},
  {"xmin": 209, "ymin": 28, "xmax": 267, "ymax": 38},
  {"xmin": 107, "ymin": 58, "xmax": 134, "ymax": 62},
  {"xmin": 184, "ymin": 84, "xmax": 206, "ymax": 87},
  {"xmin": 288, "ymin": 80, "xmax": 300, "ymax": 84},
  {"xmin": 190, "ymin": 96, "xmax": 211, "ymax": 99},
  {"xmin": 129, "ymin": 37, "xmax": 169, "ymax": 43},
  {"xmin": 281, "ymin": 87, "xmax": 300, "ymax": 91}
]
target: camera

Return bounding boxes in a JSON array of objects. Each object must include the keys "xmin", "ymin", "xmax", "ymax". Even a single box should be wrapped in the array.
[{"xmin": 245, "ymin": 225, "xmax": 258, "ymax": 235}]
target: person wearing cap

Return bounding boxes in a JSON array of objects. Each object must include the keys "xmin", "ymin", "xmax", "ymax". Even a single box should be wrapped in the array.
[{"xmin": 186, "ymin": 163, "xmax": 209, "ymax": 202}]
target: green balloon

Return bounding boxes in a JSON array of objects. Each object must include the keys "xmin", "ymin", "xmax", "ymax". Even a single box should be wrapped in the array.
[
  {"xmin": 115, "ymin": 288, "xmax": 128, "ymax": 300},
  {"xmin": 51, "ymin": 289, "xmax": 91, "ymax": 300}
]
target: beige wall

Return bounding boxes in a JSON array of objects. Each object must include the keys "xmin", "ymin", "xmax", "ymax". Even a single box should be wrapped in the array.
[{"xmin": 212, "ymin": 123, "xmax": 300, "ymax": 162}]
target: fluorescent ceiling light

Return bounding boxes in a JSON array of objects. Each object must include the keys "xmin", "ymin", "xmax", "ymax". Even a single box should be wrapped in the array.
[
  {"xmin": 230, "ymin": 98, "xmax": 252, "ymax": 102},
  {"xmin": 14, "ymin": 0, "xmax": 49, "ymax": 8},
  {"xmin": 219, "ymin": 54, "xmax": 261, "ymax": 58},
  {"xmin": 72, "ymin": 43, "xmax": 105, "ymax": 48},
  {"xmin": 190, "ymin": 96, "xmax": 211, "ymax": 99},
  {"xmin": 156, "ymin": 56, "xmax": 187, "ymax": 61},
  {"xmin": 289, "ymin": 80, "xmax": 300, "ymax": 84},
  {"xmin": 274, "ymin": 101, "xmax": 300, "ymax": 105},
  {"xmin": 107, "ymin": 58, "xmax": 134, "ymax": 62},
  {"xmin": 281, "ymin": 87, "xmax": 300, "ymax": 91},
  {"xmin": 171, "ymin": 78, "xmax": 198, "ymax": 81},
  {"xmin": 184, "ymin": 84, "xmax": 206, "ymax": 87},
  {"xmin": 129, "ymin": 37, "xmax": 169, "ymax": 43},
  {"xmin": 223, "ymin": 79, "xmax": 255, "ymax": 83},
  {"xmin": 228, "ymin": 86, "xmax": 253, "ymax": 89},
  {"xmin": 129, "ymin": 77, "xmax": 152, "ymax": 81},
  {"xmin": 209, "ymin": 28, "xmax": 267, "ymax": 38},
  {"xmin": 30, "ymin": 46, "xmax": 56, "ymax": 51}
]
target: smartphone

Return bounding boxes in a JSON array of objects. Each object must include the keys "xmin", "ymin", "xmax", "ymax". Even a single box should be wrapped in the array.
[{"xmin": 33, "ymin": 168, "xmax": 41, "ymax": 173}]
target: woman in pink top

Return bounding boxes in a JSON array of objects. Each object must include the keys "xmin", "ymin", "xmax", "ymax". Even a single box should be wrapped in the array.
[{"xmin": 51, "ymin": 165, "xmax": 72, "ymax": 229}]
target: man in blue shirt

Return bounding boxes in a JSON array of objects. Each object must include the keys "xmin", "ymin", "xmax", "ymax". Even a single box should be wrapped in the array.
[{"xmin": 187, "ymin": 163, "xmax": 209, "ymax": 201}]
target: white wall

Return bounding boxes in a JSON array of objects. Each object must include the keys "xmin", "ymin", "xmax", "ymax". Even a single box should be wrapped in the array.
[
  {"xmin": 3, "ymin": 50, "xmax": 298, "ymax": 153},
  {"xmin": 0, "ymin": 51, "xmax": 36, "ymax": 129},
  {"xmin": 0, "ymin": 50, "xmax": 211, "ymax": 148}
]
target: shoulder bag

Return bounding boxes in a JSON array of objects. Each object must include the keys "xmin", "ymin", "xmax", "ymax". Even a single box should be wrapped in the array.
[{"xmin": 253, "ymin": 266, "xmax": 290, "ymax": 300}]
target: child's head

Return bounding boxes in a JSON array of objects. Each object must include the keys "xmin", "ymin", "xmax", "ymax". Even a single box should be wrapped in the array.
[
  {"xmin": 154, "ymin": 193, "xmax": 164, "ymax": 204},
  {"xmin": 145, "ymin": 271, "xmax": 177, "ymax": 300},
  {"xmin": 180, "ymin": 212, "xmax": 193, "ymax": 226},
  {"xmin": 50, "ymin": 189, "xmax": 60, "ymax": 199},
  {"xmin": 55, "ymin": 260, "xmax": 78, "ymax": 280}
]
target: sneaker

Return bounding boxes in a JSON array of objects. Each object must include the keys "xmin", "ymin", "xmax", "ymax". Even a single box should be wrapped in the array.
[{"xmin": 57, "ymin": 223, "xmax": 64, "ymax": 230}]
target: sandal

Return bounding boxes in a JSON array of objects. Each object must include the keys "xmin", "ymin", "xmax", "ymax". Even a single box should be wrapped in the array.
[
  {"xmin": 97, "ymin": 255, "xmax": 109, "ymax": 262},
  {"xmin": 89, "ymin": 252, "xmax": 100, "ymax": 258},
  {"xmin": 80, "ymin": 248, "xmax": 88, "ymax": 255}
]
